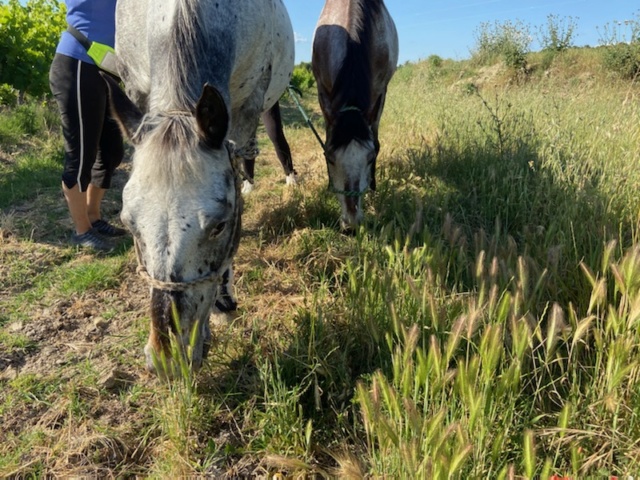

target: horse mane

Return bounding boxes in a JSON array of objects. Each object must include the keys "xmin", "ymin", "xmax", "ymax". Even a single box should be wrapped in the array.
[
  {"xmin": 166, "ymin": 0, "xmax": 232, "ymax": 109},
  {"xmin": 329, "ymin": 0, "xmax": 382, "ymax": 150},
  {"xmin": 166, "ymin": 0, "xmax": 207, "ymax": 109}
]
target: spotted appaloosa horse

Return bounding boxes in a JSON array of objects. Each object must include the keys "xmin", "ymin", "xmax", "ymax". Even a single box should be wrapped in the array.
[
  {"xmin": 104, "ymin": 0, "xmax": 294, "ymax": 373},
  {"xmin": 312, "ymin": 0, "xmax": 398, "ymax": 230}
]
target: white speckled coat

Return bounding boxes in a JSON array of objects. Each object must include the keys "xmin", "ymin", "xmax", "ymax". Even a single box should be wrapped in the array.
[{"xmin": 107, "ymin": 0, "xmax": 294, "ymax": 373}]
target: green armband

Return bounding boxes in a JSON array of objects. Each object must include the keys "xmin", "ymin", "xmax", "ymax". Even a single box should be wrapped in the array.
[{"xmin": 87, "ymin": 42, "xmax": 119, "ymax": 77}]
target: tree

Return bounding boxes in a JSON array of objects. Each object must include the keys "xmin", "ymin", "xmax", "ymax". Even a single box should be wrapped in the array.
[{"xmin": 0, "ymin": 0, "xmax": 66, "ymax": 99}]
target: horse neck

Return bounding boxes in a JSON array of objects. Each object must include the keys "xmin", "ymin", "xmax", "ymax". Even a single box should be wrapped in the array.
[
  {"xmin": 320, "ymin": 0, "xmax": 382, "ymax": 35},
  {"xmin": 147, "ymin": 0, "xmax": 233, "ymax": 112},
  {"xmin": 330, "ymin": 2, "xmax": 379, "ymax": 114}
]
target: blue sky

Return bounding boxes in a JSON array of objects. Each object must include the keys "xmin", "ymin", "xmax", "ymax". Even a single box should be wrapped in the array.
[{"xmin": 283, "ymin": 0, "xmax": 638, "ymax": 64}]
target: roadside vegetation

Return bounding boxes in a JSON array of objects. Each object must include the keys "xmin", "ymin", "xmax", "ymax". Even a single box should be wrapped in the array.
[{"xmin": 1, "ymin": 5, "xmax": 640, "ymax": 478}]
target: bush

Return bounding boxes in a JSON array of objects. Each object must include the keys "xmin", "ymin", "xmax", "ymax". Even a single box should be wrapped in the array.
[
  {"xmin": 427, "ymin": 54, "xmax": 443, "ymax": 68},
  {"xmin": 537, "ymin": 15, "xmax": 579, "ymax": 53},
  {"xmin": 598, "ymin": 13, "xmax": 640, "ymax": 79},
  {"xmin": 12, "ymin": 104, "xmax": 42, "ymax": 135},
  {"xmin": 0, "ymin": 84, "xmax": 17, "ymax": 107},
  {"xmin": 290, "ymin": 62, "xmax": 315, "ymax": 92},
  {"xmin": 0, "ymin": 0, "xmax": 66, "ymax": 98},
  {"xmin": 0, "ymin": 101, "xmax": 51, "ymax": 141},
  {"xmin": 601, "ymin": 43, "xmax": 640, "ymax": 79},
  {"xmin": 502, "ymin": 43, "xmax": 528, "ymax": 70},
  {"xmin": 471, "ymin": 19, "xmax": 531, "ymax": 70}
]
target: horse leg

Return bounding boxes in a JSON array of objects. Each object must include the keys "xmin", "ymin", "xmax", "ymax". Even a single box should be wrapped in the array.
[
  {"xmin": 234, "ymin": 136, "xmax": 259, "ymax": 194},
  {"xmin": 214, "ymin": 264, "xmax": 237, "ymax": 313},
  {"xmin": 262, "ymin": 101, "xmax": 297, "ymax": 185}
]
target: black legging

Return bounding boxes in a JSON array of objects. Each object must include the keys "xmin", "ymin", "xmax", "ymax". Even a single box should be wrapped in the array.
[{"xmin": 49, "ymin": 53, "xmax": 124, "ymax": 192}]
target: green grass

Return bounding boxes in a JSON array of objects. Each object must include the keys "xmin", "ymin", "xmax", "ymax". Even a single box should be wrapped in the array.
[
  {"xmin": 57, "ymin": 257, "xmax": 126, "ymax": 295},
  {"xmin": 0, "ymin": 102, "xmax": 63, "ymax": 208},
  {"xmin": 1, "ymin": 51, "xmax": 640, "ymax": 477},
  {"xmin": 0, "ymin": 152, "xmax": 62, "ymax": 208}
]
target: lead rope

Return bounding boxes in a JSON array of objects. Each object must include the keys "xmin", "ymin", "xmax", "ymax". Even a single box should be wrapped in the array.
[{"xmin": 287, "ymin": 85, "xmax": 326, "ymax": 152}]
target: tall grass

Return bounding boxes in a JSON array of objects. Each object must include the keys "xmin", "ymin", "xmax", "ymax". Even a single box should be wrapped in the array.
[{"xmin": 343, "ymin": 58, "xmax": 640, "ymax": 477}]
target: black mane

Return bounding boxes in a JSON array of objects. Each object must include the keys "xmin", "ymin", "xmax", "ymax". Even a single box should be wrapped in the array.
[
  {"xmin": 329, "ymin": 109, "xmax": 371, "ymax": 151},
  {"xmin": 328, "ymin": 0, "xmax": 382, "ymax": 150}
]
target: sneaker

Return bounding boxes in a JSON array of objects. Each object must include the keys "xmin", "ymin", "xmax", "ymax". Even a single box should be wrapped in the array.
[
  {"xmin": 71, "ymin": 227, "xmax": 114, "ymax": 252},
  {"xmin": 91, "ymin": 219, "xmax": 127, "ymax": 237}
]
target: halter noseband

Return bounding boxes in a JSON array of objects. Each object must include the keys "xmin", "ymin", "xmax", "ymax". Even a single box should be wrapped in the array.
[
  {"xmin": 133, "ymin": 238, "xmax": 222, "ymax": 292},
  {"xmin": 339, "ymin": 105, "xmax": 362, "ymax": 114},
  {"xmin": 328, "ymin": 184, "xmax": 369, "ymax": 198},
  {"xmin": 135, "ymin": 264, "xmax": 222, "ymax": 292}
]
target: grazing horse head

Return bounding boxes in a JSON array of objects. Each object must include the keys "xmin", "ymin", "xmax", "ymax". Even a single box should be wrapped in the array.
[
  {"xmin": 312, "ymin": 0, "xmax": 398, "ymax": 230},
  {"xmin": 111, "ymin": 0, "xmax": 294, "ymax": 373},
  {"xmin": 324, "ymin": 106, "xmax": 377, "ymax": 228},
  {"xmin": 105, "ymin": 78, "xmax": 241, "ymax": 372}
]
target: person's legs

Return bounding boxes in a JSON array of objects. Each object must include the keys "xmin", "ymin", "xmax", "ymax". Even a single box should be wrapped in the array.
[
  {"xmin": 62, "ymin": 183, "xmax": 92, "ymax": 234},
  {"xmin": 87, "ymin": 182, "xmax": 126, "ymax": 237},
  {"xmin": 86, "ymin": 184, "xmax": 106, "ymax": 225},
  {"xmin": 89, "ymin": 76, "xmax": 125, "ymax": 234},
  {"xmin": 50, "ymin": 54, "xmax": 114, "ymax": 250},
  {"xmin": 61, "ymin": 182, "xmax": 113, "ymax": 251}
]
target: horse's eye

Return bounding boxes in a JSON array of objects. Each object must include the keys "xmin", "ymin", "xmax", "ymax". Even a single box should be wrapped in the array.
[{"xmin": 209, "ymin": 221, "xmax": 227, "ymax": 240}]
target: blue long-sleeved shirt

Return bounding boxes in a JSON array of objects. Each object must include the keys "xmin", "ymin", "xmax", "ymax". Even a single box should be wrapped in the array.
[{"xmin": 55, "ymin": 0, "xmax": 117, "ymax": 64}]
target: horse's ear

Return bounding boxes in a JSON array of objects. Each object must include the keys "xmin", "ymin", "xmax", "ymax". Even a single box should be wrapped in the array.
[
  {"xmin": 101, "ymin": 72, "xmax": 144, "ymax": 143},
  {"xmin": 196, "ymin": 84, "xmax": 229, "ymax": 150}
]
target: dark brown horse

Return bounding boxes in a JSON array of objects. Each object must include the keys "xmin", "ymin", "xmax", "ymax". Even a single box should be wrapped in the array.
[{"xmin": 312, "ymin": 0, "xmax": 398, "ymax": 229}]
